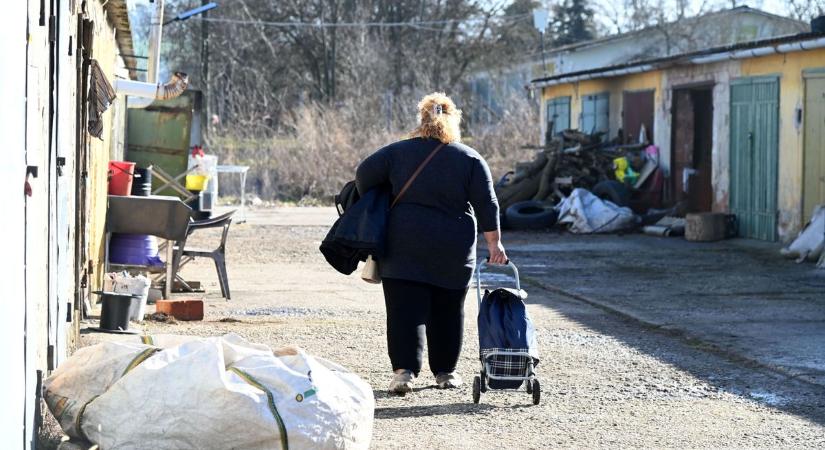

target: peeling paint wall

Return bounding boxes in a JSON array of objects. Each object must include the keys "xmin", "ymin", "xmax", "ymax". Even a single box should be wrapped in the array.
[
  {"xmin": 85, "ymin": 3, "xmax": 130, "ymax": 292},
  {"xmin": 540, "ymin": 72, "xmax": 662, "ymax": 146}
]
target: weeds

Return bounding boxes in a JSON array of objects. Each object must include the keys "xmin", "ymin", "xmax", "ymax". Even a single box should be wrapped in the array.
[{"xmin": 210, "ymin": 93, "xmax": 539, "ymax": 203}]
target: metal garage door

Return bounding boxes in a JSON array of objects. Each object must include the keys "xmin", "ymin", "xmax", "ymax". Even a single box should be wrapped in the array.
[
  {"xmin": 581, "ymin": 92, "xmax": 609, "ymax": 135},
  {"xmin": 546, "ymin": 96, "xmax": 570, "ymax": 135},
  {"xmin": 729, "ymin": 76, "xmax": 779, "ymax": 241},
  {"xmin": 622, "ymin": 90, "xmax": 654, "ymax": 144}
]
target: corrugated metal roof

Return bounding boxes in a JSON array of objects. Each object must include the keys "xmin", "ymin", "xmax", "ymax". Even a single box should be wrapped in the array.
[
  {"xmin": 531, "ymin": 31, "xmax": 825, "ymax": 86},
  {"xmin": 103, "ymin": 0, "xmax": 138, "ymax": 80}
]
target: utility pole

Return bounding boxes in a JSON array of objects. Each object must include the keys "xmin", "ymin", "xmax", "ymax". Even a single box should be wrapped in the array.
[
  {"xmin": 533, "ymin": 9, "xmax": 550, "ymax": 77},
  {"xmin": 201, "ymin": 0, "xmax": 210, "ymax": 138}
]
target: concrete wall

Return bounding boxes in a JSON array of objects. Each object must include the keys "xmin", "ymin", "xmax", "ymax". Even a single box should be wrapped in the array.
[{"xmin": 548, "ymin": 9, "xmax": 805, "ymax": 77}]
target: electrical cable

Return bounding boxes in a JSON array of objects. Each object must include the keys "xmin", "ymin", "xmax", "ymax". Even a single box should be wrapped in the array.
[{"xmin": 190, "ymin": 13, "xmax": 531, "ymax": 29}]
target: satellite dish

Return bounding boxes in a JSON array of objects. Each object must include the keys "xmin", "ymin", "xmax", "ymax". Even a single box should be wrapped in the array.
[{"xmin": 533, "ymin": 9, "xmax": 549, "ymax": 34}]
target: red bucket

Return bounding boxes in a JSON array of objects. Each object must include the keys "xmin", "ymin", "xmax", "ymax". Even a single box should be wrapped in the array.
[{"xmin": 108, "ymin": 161, "xmax": 136, "ymax": 196}]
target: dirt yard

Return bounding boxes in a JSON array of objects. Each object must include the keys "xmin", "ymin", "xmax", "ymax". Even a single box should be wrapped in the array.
[{"xmin": 46, "ymin": 206, "xmax": 825, "ymax": 449}]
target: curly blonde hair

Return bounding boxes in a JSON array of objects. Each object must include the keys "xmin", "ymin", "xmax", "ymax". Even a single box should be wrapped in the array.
[{"xmin": 409, "ymin": 92, "xmax": 462, "ymax": 143}]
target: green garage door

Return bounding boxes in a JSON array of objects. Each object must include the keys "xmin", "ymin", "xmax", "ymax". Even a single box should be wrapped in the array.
[{"xmin": 730, "ymin": 76, "xmax": 779, "ymax": 241}]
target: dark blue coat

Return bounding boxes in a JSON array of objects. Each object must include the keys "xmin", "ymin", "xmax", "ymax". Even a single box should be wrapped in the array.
[{"xmin": 320, "ymin": 187, "xmax": 390, "ymax": 275}]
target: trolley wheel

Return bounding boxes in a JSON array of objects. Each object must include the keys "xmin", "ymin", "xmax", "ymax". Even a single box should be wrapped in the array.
[
  {"xmin": 531, "ymin": 379, "xmax": 541, "ymax": 405},
  {"xmin": 480, "ymin": 373, "xmax": 487, "ymax": 393},
  {"xmin": 472, "ymin": 376, "xmax": 481, "ymax": 404},
  {"xmin": 525, "ymin": 379, "xmax": 533, "ymax": 394}
]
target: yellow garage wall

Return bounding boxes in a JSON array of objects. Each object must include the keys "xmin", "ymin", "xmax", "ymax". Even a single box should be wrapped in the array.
[
  {"xmin": 739, "ymin": 48, "xmax": 825, "ymax": 238},
  {"xmin": 542, "ymin": 71, "xmax": 663, "ymax": 141},
  {"xmin": 86, "ymin": 3, "xmax": 127, "ymax": 291}
]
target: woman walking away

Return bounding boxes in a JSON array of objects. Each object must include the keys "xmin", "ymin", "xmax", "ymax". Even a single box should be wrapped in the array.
[{"xmin": 356, "ymin": 92, "xmax": 507, "ymax": 394}]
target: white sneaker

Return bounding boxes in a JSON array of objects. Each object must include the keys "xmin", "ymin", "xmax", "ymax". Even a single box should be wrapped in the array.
[
  {"xmin": 435, "ymin": 372, "xmax": 463, "ymax": 389},
  {"xmin": 388, "ymin": 370, "xmax": 415, "ymax": 394}
]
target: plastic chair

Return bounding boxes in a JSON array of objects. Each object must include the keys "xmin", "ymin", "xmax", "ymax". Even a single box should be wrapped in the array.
[{"xmin": 173, "ymin": 210, "xmax": 236, "ymax": 300}]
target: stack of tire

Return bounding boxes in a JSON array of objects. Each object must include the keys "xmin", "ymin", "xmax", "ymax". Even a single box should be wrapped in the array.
[{"xmin": 504, "ymin": 200, "xmax": 558, "ymax": 230}]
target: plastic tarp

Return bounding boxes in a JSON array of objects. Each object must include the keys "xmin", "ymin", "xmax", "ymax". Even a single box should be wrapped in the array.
[
  {"xmin": 44, "ymin": 334, "xmax": 374, "ymax": 450},
  {"xmin": 781, "ymin": 205, "xmax": 825, "ymax": 265},
  {"xmin": 557, "ymin": 188, "xmax": 637, "ymax": 234}
]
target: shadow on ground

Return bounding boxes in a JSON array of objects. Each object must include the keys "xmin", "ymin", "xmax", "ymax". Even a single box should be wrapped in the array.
[
  {"xmin": 374, "ymin": 402, "xmax": 496, "ymax": 419},
  {"xmin": 527, "ymin": 280, "xmax": 825, "ymax": 427}
]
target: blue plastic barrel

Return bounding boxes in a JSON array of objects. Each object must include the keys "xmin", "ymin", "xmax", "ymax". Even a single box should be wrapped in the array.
[{"xmin": 109, "ymin": 233, "xmax": 164, "ymax": 266}]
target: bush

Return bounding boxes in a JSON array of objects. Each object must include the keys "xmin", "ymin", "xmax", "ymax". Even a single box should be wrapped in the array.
[{"xmin": 210, "ymin": 93, "xmax": 539, "ymax": 203}]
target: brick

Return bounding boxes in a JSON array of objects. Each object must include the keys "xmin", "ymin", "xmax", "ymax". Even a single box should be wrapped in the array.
[{"xmin": 155, "ymin": 299, "xmax": 204, "ymax": 321}]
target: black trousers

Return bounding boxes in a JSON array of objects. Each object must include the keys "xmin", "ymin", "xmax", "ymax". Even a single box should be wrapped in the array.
[{"xmin": 382, "ymin": 278, "xmax": 468, "ymax": 376}]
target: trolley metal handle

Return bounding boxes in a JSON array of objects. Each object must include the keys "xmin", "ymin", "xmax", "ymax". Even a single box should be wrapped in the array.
[{"xmin": 476, "ymin": 258, "xmax": 520, "ymax": 306}]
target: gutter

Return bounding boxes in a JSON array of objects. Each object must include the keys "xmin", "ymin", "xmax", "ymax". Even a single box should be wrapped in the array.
[
  {"xmin": 532, "ymin": 35, "xmax": 825, "ymax": 89},
  {"xmin": 114, "ymin": 72, "xmax": 190, "ymax": 101},
  {"xmin": 117, "ymin": 0, "xmax": 188, "ymax": 107},
  {"xmin": 690, "ymin": 36, "xmax": 825, "ymax": 64}
]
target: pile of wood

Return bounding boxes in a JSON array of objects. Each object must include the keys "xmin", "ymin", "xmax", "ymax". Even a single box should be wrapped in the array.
[{"xmin": 496, "ymin": 130, "xmax": 620, "ymax": 211}]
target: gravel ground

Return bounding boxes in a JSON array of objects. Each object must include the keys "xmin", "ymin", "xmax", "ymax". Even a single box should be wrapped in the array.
[{"xmin": 45, "ymin": 207, "xmax": 825, "ymax": 449}]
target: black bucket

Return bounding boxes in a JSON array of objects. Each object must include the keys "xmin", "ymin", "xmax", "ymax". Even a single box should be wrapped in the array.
[
  {"xmin": 94, "ymin": 291, "xmax": 139, "ymax": 331},
  {"xmin": 130, "ymin": 167, "xmax": 153, "ymax": 196}
]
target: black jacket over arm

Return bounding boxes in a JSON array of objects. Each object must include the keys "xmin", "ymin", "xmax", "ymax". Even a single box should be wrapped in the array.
[{"xmin": 355, "ymin": 137, "xmax": 500, "ymax": 289}]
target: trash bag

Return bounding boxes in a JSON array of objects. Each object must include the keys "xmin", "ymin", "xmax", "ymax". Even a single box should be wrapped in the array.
[
  {"xmin": 478, "ymin": 288, "xmax": 539, "ymax": 389},
  {"xmin": 557, "ymin": 188, "xmax": 637, "ymax": 234},
  {"xmin": 44, "ymin": 333, "xmax": 374, "ymax": 450},
  {"xmin": 781, "ymin": 205, "xmax": 825, "ymax": 263}
]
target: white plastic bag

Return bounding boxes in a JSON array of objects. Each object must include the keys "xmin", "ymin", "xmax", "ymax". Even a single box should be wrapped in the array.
[
  {"xmin": 781, "ymin": 205, "xmax": 825, "ymax": 263},
  {"xmin": 557, "ymin": 188, "xmax": 637, "ymax": 234},
  {"xmin": 44, "ymin": 334, "xmax": 374, "ymax": 449}
]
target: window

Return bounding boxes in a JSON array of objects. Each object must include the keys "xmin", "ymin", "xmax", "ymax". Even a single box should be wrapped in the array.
[
  {"xmin": 546, "ymin": 96, "xmax": 571, "ymax": 136},
  {"xmin": 581, "ymin": 92, "xmax": 609, "ymax": 134}
]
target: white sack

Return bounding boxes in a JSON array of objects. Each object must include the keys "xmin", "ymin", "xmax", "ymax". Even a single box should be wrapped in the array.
[
  {"xmin": 557, "ymin": 188, "xmax": 637, "ymax": 234},
  {"xmin": 781, "ymin": 205, "xmax": 825, "ymax": 262},
  {"xmin": 44, "ymin": 333, "xmax": 374, "ymax": 450}
]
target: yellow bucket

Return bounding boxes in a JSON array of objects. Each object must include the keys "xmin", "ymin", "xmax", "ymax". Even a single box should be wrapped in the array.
[{"xmin": 185, "ymin": 174, "xmax": 209, "ymax": 191}]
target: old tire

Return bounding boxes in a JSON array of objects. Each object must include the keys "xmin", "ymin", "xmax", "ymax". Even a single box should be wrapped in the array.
[
  {"xmin": 593, "ymin": 180, "xmax": 631, "ymax": 207},
  {"xmin": 473, "ymin": 376, "xmax": 481, "ymax": 404},
  {"xmin": 505, "ymin": 200, "xmax": 558, "ymax": 230}
]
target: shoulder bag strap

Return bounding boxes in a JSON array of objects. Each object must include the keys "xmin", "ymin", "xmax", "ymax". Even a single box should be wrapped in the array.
[{"xmin": 390, "ymin": 142, "xmax": 446, "ymax": 209}]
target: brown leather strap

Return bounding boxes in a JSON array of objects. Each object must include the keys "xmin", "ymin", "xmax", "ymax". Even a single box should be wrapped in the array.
[{"xmin": 391, "ymin": 142, "xmax": 446, "ymax": 209}]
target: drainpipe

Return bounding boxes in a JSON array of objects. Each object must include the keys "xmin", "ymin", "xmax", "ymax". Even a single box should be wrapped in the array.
[{"xmin": 115, "ymin": 72, "xmax": 190, "ymax": 101}]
